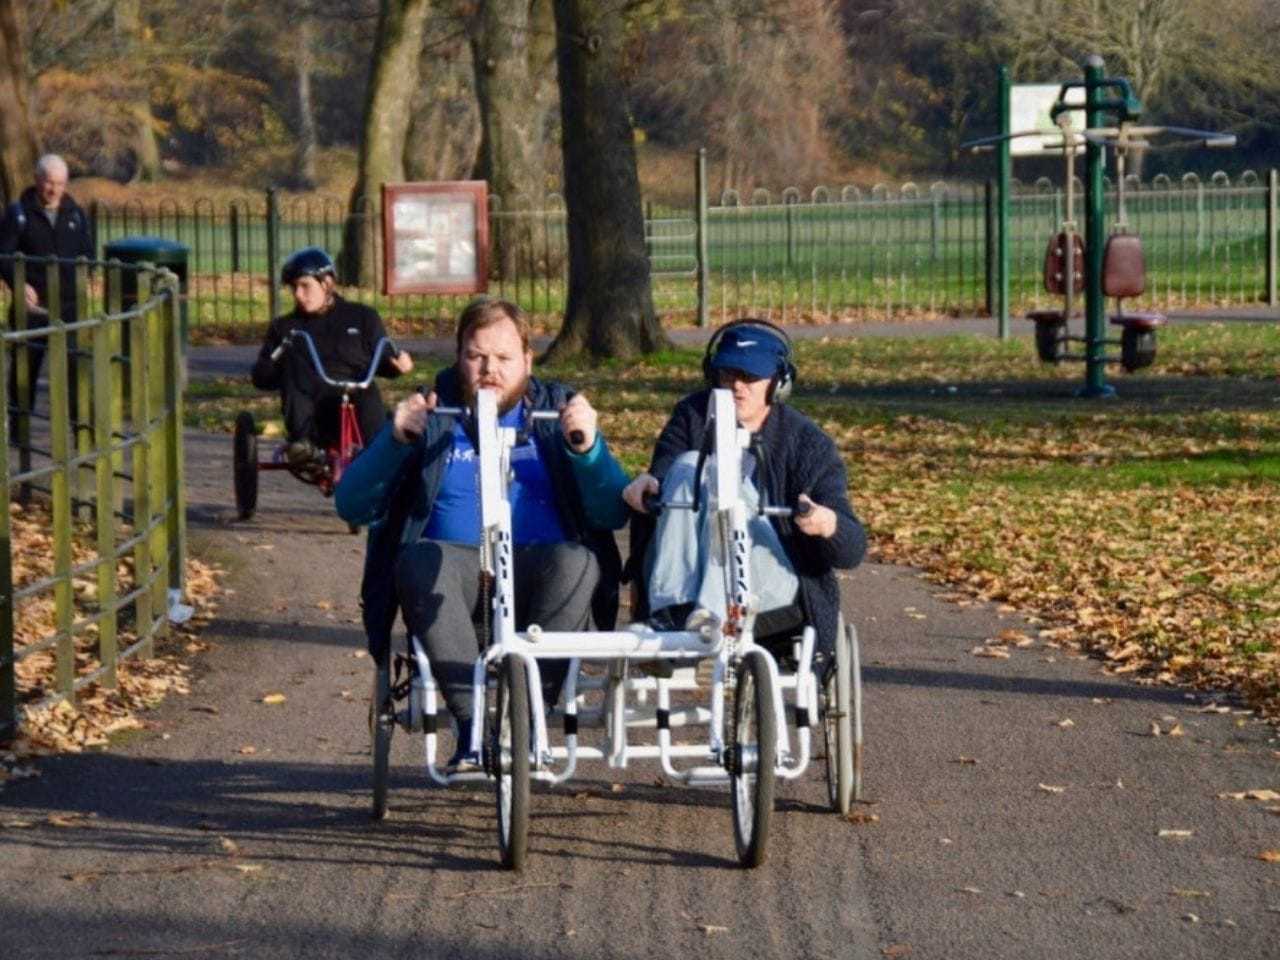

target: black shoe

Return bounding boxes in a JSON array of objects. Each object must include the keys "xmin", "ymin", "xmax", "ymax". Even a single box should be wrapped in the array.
[
  {"xmin": 646, "ymin": 602, "xmax": 695, "ymax": 632},
  {"xmin": 636, "ymin": 658, "xmax": 675, "ymax": 679},
  {"xmin": 286, "ymin": 438, "xmax": 321, "ymax": 465},
  {"xmin": 445, "ymin": 750, "xmax": 482, "ymax": 774},
  {"xmin": 445, "ymin": 727, "xmax": 481, "ymax": 774}
]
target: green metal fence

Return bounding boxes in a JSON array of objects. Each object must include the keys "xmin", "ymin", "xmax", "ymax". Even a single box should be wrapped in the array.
[
  {"xmin": 10, "ymin": 167, "xmax": 1271, "ymax": 340},
  {"xmin": 2, "ymin": 260, "xmax": 186, "ymax": 739}
]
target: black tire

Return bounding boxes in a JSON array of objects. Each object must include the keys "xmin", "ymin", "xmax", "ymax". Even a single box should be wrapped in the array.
[
  {"xmin": 823, "ymin": 668, "xmax": 841, "ymax": 811},
  {"xmin": 371, "ymin": 664, "xmax": 393, "ymax": 820},
  {"xmin": 825, "ymin": 616, "xmax": 857, "ymax": 814},
  {"xmin": 731, "ymin": 650, "xmax": 777, "ymax": 868},
  {"xmin": 495, "ymin": 655, "xmax": 531, "ymax": 870},
  {"xmin": 233, "ymin": 411, "xmax": 258, "ymax": 520}
]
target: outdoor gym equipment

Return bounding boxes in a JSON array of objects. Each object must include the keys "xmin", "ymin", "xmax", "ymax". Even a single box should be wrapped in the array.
[
  {"xmin": 233, "ymin": 329, "xmax": 397, "ymax": 521},
  {"xmin": 369, "ymin": 387, "xmax": 863, "ymax": 870},
  {"xmin": 1100, "ymin": 135, "xmax": 1169, "ymax": 373},
  {"xmin": 970, "ymin": 56, "xmax": 1235, "ymax": 396}
]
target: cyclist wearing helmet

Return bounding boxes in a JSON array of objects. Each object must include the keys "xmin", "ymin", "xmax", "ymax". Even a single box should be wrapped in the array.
[{"xmin": 252, "ymin": 246, "xmax": 413, "ymax": 463}]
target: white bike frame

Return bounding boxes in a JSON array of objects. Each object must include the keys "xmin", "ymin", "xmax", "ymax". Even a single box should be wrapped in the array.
[{"xmin": 409, "ymin": 388, "xmax": 818, "ymax": 787}]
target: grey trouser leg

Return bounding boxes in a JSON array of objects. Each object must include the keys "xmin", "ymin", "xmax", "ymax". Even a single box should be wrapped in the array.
[
  {"xmin": 395, "ymin": 539, "xmax": 600, "ymax": 728},
  {"xmin": 395, "ymin": 541, "xmax": 482, "ymax": 727}
]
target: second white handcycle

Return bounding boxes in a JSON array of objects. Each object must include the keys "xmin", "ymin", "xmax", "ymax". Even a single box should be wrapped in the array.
[{"xmin": 370, "ymin": 388, "xmax": 863, "ymax": 869}]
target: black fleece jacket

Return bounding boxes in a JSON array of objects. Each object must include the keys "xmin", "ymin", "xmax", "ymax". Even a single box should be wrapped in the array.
[{"xmin": 0, "ymin": 187, "xmax": 94, "ymax": 321}]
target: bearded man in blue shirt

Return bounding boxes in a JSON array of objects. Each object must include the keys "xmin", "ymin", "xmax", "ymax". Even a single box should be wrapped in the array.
[{"xmin": 337, "ymin": 297, "xmax": 628, "ymax": 771}]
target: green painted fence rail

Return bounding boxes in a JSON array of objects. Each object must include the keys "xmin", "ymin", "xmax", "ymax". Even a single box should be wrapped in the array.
[{"xmin": 2, "ymin": 259, "xmax": 186, "ymax": 739}]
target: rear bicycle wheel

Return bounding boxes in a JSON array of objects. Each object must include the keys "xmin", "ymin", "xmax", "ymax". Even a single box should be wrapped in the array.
[
  {"xmin": 494, "ymin": 655, "xmax": 531, "ymax": 870},
  {"xmin": 233, "ymin": 411, "xmax": 258, "ymax": 520},
  {"xmin": 730, "ymin": 650, "xmax": 776, "ymax": 868},
  {"xmin": 370, "ymin": 664, "xmax": 393, "ymax": 820}
]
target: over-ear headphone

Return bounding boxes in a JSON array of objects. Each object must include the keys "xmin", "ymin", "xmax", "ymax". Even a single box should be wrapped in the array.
[{"xmin": 702, "ymin": 318, "xmax": 797, "ymax": 404}]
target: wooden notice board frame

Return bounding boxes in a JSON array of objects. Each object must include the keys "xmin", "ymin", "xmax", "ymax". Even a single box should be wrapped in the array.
[{"xmin": 382, "ymin": 181, "xmax": 489, "ymax": 295}]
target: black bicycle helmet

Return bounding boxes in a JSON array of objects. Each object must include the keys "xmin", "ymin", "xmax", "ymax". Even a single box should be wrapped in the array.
[{"xmin": 280, "ymin": 246, "xmax": 337, "ymax": 286}]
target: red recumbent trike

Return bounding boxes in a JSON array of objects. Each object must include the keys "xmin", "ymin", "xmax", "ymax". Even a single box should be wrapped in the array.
[{"xmin": 233, "ymin": 329, "xmax": 397, "ymax": 523}]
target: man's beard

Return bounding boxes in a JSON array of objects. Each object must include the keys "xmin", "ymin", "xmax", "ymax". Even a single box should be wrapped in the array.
[{"xmin": 460, "ymin": 375, "xmax": 527, "ymax": 415}]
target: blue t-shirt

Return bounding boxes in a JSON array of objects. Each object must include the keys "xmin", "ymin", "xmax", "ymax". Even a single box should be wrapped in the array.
[{"xmin": 423, "ymin": 406, "xmax": 567, "ymax": 545}]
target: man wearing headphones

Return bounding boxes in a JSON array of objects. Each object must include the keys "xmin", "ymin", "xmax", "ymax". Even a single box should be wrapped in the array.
[{"xmin": 622, "ymin": 320, "xmax": 866, "ymax": 668}]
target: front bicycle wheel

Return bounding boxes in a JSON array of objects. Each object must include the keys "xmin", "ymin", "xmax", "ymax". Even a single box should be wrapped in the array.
[
  {"xmin": 233, "ymin": 411, "xmax": 258, "ymax": 520},
  {"xmin": 825, "ymin": 615, "xmax": 858, "ymax": 814},
  {"xmin": 494, "ymin": 655, "xmax": 531, "ymax": 870},
  {"xmin": 370, "ymin": 664, "xmax": 393, "ymax": 820},
  {"xmin": 730, "ymin": 650, "xmax": 777, "ymax": 868}
]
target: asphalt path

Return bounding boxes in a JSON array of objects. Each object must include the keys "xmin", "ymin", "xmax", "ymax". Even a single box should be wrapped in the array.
[{"xmin": 3, "ymin": 317, "xmax": 1279, "ymax": 959}]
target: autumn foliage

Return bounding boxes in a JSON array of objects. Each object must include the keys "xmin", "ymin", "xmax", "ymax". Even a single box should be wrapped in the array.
[
  {"xmin": 4, "ymin": 500, "xmax": 222, "ymax": 766},
  {"xmin": 543, "ymin": 321, "xmax": 1280, "ymax": 718}
]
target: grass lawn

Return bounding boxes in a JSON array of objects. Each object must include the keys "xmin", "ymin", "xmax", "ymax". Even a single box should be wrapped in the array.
[{"xmin": 194, "ymin": 320, "xmax": 1280, "ymax": 717}]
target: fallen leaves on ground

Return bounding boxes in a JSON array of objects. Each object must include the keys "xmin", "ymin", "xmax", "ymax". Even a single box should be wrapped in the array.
[
  {"xmin": 828, "ymin": 370, "xmax": 1280, "ymax": 719},
  {"xmin": 2, "ymin": 499, "xmax": 223, "ymax": 773},
  {"xmin": 1218, "ymin": 789, "xmax": 1280, "ymax": 802},
  {"xmin": 561, "ymin": 332, "xmax": 1280, "ymax": 719}
]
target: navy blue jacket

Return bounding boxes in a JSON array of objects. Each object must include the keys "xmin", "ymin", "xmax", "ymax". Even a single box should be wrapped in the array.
[
  {"xmin": 336, "ymin": 368, "xmax": 629, "ymax": 664},
  {"xmin": 628, "ymin": 389, "xmax": 866, "ymax": 655}
]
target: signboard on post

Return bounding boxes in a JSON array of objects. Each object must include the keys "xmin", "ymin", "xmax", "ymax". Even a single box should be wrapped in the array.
[
  {"xmin": 382, "ymin": 181, "xmax": 489, "ymax": 295},
  {"xmin": 1009, "ymin": 83, "xmax": 1086, "ymax": 156}
]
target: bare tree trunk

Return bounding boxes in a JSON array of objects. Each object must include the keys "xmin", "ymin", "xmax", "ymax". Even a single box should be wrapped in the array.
[
  {"xmin": 0, "ymin": 0, "xmax": 38, "ymax": 203},
  {"xmin": 470, "ymin": 0, "xmax": 556, "ymax": 280},
  {"xmin": 115, "ymin": 0, "xmax": 162, "ymax": 182},
  {"xmin": 343, "ymin": 0, "xmax": 431, "ymax": 287},
  {"xmin": 294, "ymin": 14, "xmax": 318, "ymax": 190},
  {"xmin": 130, "ymin": 104, "xmax": 162, "ymax": 182},
  {"xmin": 404, "ymin": 95, "xmax": 443, "ymax": 181},
  {"xmin": 546, "ymin": 0, "xmax": 666, "ymax": 362},
  {"xmin": 403, "ymin": 42, "xmax": 479, "ymax": 183}
]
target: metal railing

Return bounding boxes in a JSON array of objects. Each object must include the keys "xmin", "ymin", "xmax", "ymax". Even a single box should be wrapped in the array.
[
  {"xmin": 2, "ymin": 258, "xmax": 186, "ymax": 738},
  {"xmin": 4, "ymin": 168, "xmax": 1271, "ymax": 339}
]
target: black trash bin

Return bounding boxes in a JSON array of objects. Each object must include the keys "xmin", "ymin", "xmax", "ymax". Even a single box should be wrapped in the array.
[{"xmin": 103, "ymin": 236, "xmax": 190, "ymax": 352}]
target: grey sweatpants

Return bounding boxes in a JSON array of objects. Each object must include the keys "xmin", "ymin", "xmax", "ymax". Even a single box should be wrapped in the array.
[{"xmin": 394, "ymin": 539, "xmax": 600, "ymax": 727}]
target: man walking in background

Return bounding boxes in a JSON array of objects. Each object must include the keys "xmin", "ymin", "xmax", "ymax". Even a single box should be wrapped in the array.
[{"xmin": 0, "ymin": 154, "xmax": 95, "ymax": 423}]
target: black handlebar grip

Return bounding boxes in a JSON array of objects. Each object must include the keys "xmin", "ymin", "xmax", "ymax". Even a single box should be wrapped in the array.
[
  {"xmin": 568, "ymin": 429, "xmax": 585, "ymax": 446},
  {"xmin": 641, "ymin": 492, "xmax": 663, "ymax": 515},
  {"xmin": 795, "ymin": 498, "xmax": 814, "ymax": 518}
]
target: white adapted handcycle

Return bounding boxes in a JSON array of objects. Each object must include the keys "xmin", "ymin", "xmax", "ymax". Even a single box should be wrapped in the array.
[{"xmin": 370, "ymin": 388, "xmax": 863, "ymax": 869}]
